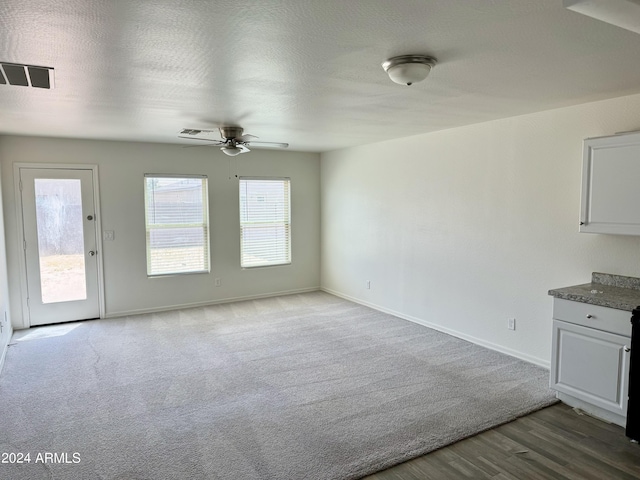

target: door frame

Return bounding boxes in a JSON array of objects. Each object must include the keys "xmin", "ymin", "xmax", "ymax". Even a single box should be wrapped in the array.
[{"xmin": 13, "ymin": 163, "xmax": 106, "ymax": 328}]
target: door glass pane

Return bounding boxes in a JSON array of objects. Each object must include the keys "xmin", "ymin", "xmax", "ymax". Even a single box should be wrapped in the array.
[{"xmin": 34, "ymin": 179, "xmax": 87, "ymax": 303}]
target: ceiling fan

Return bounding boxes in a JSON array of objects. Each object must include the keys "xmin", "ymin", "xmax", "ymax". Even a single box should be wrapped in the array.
[{"xmin": 178, "ymin": 126, "xmax": 289, "ymax": 156}]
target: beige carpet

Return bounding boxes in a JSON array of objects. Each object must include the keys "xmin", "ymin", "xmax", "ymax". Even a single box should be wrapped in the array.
[{"xmin": 0, "ymin": 292, "xmax": 556, "ymax": 479}]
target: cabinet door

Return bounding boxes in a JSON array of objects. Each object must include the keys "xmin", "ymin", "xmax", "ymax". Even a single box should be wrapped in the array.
[
  {"xmin": 551, "ymin": 320, "xmax": 630, "ymax": 416},
  {"xmin": 580, "ymin": 132, "xmax": 640, "ymax": 235}
]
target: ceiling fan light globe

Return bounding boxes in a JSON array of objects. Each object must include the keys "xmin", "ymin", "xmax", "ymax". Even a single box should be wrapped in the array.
[{"xmin": 221, "ymin": 146, "xmax": 243, "ymax": 156}]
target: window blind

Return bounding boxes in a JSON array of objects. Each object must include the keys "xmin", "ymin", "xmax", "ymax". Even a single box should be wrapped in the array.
[
  {"xmin": 144, "ymin": 175, "xmax": 210, "ymax": 276},
  {"xmin": 239, "ymin": 177, "xmax": 291, "ymax": 268}
]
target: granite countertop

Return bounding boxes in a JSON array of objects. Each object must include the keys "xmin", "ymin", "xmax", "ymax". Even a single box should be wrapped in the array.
[{"xmin": 548, "ymin": 272, "xmax": 640, "ymax": 312}]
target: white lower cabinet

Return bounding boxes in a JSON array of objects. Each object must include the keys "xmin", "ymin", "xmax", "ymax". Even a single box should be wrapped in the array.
[{"xmin": 550, "ymin": 299, "xmax": 631, "ymax": 427}]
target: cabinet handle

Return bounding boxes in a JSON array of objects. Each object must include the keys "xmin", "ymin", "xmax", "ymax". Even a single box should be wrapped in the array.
[
  {"xmin": 625, "ymin": 346, "xmax": 631, "ymax": 353},
  {"xmin": 586, "ymin": 314, "xmax": 594, "ymax": 319}
]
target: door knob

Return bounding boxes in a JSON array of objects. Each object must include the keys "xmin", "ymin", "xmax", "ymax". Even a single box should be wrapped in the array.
[{"xmin": 88, "ymin": 250, "xmax": 96, "ymax": 256}]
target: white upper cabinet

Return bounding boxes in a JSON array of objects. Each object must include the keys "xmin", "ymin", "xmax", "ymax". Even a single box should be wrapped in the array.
[{"xmin": 580, "ymin": 131, "xmax": 640, "ymax": 235}]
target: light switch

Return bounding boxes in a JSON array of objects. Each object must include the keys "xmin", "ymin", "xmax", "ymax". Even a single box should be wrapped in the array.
[{"xmin": 103, "ymin": 230, "xmax": 115, "ymax": 241}]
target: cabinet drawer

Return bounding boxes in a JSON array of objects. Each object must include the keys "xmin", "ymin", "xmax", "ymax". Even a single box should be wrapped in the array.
[{"xmin": 553, "ymin": 298, "xmax": 631, "ymax": 337}]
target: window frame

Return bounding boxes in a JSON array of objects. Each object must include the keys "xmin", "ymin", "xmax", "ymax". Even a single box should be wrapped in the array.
[
  {"xmin": 239, "ymin": 176, "xmax": 292, "ymax": 269},
  {"xmin": 144, "ymin": 173, "xmax": 210, "ymax": 277}
]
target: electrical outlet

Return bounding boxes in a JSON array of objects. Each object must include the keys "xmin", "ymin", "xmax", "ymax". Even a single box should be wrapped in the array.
[
  {"xmin": 366, "ymin": 280, "xmax": 371, "ymax": 289},
  {"xmin": 214, "ymin": 278, "xmax": 221, "ymax": 287},
  {"xmin": 508, "ymin": 318, "xmax": 516, "ymax": 331}
]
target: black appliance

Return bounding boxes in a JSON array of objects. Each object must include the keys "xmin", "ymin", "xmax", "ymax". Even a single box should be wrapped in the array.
[{"xmin": 626, "ymin": 306, "xmax": 640, "ymax": 441}]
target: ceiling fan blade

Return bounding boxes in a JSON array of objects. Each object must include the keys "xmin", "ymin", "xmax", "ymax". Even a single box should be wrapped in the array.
[
  {"xmin": 237, "ymin": 134, "xmax": 258, "ymax": 142},
  {"xmin": 239, "ymin": 144, "xmax": 251, "ymax": 153},
  {"xmin": 182, "ymin": 143, "xmax": 224, "ymax": 148},
  {"xmin": 246, "ymin": 141, "xmax": 289, "ymax": 148},
  {"xmin": 178, "ymin": 135, "xmax": 224, "ymax": 144},
  {"xmin": 179, "ymin": 128, "xmax": 217, "ymax": 135}
]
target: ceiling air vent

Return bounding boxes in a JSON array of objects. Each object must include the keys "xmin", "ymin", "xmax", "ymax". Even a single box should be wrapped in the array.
[{"xmin": 0, "ymin": 63, "xmax": 55, "ymax": 89}]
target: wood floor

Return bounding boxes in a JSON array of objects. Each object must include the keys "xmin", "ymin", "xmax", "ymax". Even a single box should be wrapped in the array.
[{"xmin": 364, "ymin": 403, "xmax": 640, "ymax": 480}]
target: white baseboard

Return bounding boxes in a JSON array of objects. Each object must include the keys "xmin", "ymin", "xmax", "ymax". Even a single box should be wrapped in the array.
[
  {"xmin": 321, "ymin": 287, "xmax": 550, "ymax": 369},
  {"xmin": 0, "ymin": 324, "xmax": 13, "ymax": 375},
  {"xmin": 105, "ymin": 287, "xmax": 322, "ymax": 318}
]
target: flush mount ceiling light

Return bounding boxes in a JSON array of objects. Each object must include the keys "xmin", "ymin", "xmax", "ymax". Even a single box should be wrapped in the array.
[
  {"xmin": 564, "ymin": 0, "xmax": 640, "ymax": 35},
  {"xmin": 382, "ymin": 55, "xmax": 437, "ymax": 86}
]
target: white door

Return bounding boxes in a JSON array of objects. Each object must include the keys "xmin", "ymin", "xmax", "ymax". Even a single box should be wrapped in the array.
[{"xmin": 19, "ymin": 168, "xmax": 100, "ymax": 326}]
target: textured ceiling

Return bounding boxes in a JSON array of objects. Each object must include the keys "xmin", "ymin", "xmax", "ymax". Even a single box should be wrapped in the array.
[{"xmin": 2, "ymin": 0, "xmax": 640, "ymax": 152}]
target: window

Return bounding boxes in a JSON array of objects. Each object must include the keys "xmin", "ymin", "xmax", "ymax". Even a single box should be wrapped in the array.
[
  {"xmin": 144, "ymin": 175, "xmax": 210, "ymax": 276},
  {"xmin": 239, "ymin": 177, "xmax": 291, "ymax": 268}
]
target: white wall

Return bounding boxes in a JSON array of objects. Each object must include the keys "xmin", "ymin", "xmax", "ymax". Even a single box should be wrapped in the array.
[
  {"xmin": 0, "ymin": 136, "xmax": 320, "ymax": 327},
  {"xmin": 321, "ymin": 92, "xmax": 640, "ymax": 367}
]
